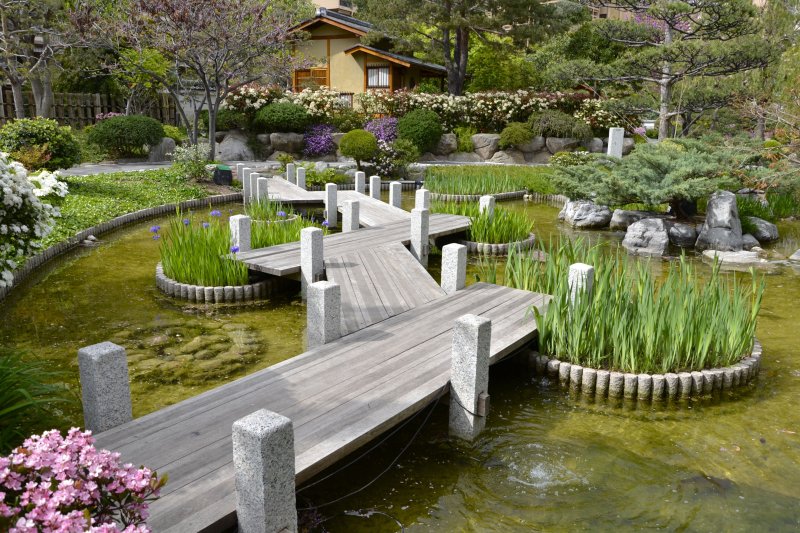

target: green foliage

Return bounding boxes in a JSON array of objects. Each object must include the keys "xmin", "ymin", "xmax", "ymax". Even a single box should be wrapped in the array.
[
  {"xmin": 425, "ymin": 165, "xmax": 555, "ymax": 196},
  {"xmin": 74, "ymin": 128, "xmax": 108, "ymax": 164},
  {"xmin": 466, "ymin": 36, "xmax": 539, "ymax": 92},
  {"xmin": 172, "ymin": 143, "xmax": 211, "ymax": 180},
  {"xmin": 454, "ymin": 126, "xmax": 476, "ymax": 152},
  {"xmin": 163, "ymin": 125, "xmax": 188, "ymax": 145},
  {"xmin": 433, "ymin": 200, "xmax": 532, "ymax": 244},
  {"xmin": 87, "ymin": 115, "xmax": 165, "ymax": 158},
  {"xmin": 0, "ymin": 118, "xmax": 81, "ymax": 171},
  {"xmin": 489, "ymin": 239, "xmax": 764, "ymax": 374},
  {"xmin": 301, "ymin": 165, "xmax": 349, "ymax": 187},
  {"xmin": 253, "ymin": 102, "xmax": 310, "ymax": 133},
  {"xmin": 549, "ymin": 150, "xmax": 595, "ymax": 167},
  {"xmin": 252, "ymin": 216, "xmax": 325, "ymax": 249},
  {"xmin": 499, "ymin": 122, "xmax": 533, "ymax": 150},
  {"xmin": 0, "ymin": 349, "xmax": 72, "ymax": 454},
  {"xmin": 328, "ymin": 108, "xmax": 365, "ymax": 132},
  {"xmin": 246, "ymin": 197, "xmax": 294, "ymax": 222},
  {"xmin": 276, "ymin": 153, "xmax": 295, "ymax": 170},
  {"xmin": 216, "ymin": 108, "xmax": 248, "ymax": 131},
  {"xmin": 737, "ymin": 192, "xmax": 800, "ymax": 222},
  {"xmin": 339, "ymin": 129, "xmax": 378, "ymax": 169},
  {"xmin": 527, "ymin": 110, "xmax": 592, "ymax": 139},
  {"xmin": 397, "ymin": 109, "xmax": 442, "ymax": 153}
]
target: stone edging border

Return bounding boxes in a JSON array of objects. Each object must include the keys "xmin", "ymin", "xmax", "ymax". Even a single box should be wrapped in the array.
[
  {"xmin": 459, "ymin": 233, "xmax": 536, "ymax": 256},
  {"xmin": 155, "ymin": 263, "xmax": 273, "ymax": 303},
  {"xmin": 528, "ymin": 338, "xmax": 762, "ymax": 402},
  {"xmin": 0, "ymin": 192, "xmax": 243, "ymax": 303},
  {"xmin": 524, "ymin": 192, "xmax": 569, "ymax": 208},
  {"xmin": 430, "ymin": 190, "xmax": 527, "ymax": 203}
]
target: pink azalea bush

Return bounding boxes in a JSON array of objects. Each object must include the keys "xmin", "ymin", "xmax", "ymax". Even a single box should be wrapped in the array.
[{"xmin": 0, "ymin": 428, "xmax": 165, "ymax": 532}]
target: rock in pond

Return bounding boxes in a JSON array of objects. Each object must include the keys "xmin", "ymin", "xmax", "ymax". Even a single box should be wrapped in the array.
[
  {"xmin": 610, "ymin": 209, "xmax": 650, "ymax": 231},
  {"xmin": 702, "ymin": 250, "xmax": 769, "ymax": 267},
  {"xmin": 695, "ymin": 190, "xmax": 743, "ymax": 251},
  {"xmin": 623, "ymin": 218, "xmax": 669, "ymax": 257},
  {"xmin": 559, "ymin": 200, "xmax": 612, "ymax": 228},
  {"xmin": 668, "ymin": 222, "xmax": 697, "ymax": 248},
  {"xmin": 742, "ymin": 234, "xmax": 760, "ymax": 251},
  {"xmin": 745, "ymin": 216, "xmax": 779, "ymax": 243}
]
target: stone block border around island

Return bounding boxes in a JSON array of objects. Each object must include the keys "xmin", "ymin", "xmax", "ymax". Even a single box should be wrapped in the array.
[
  {"xmin": 529, "ymin": 339, "xmax": 762, "ymax": 402},
  {"xmin": 0, "ymin": 192, "xmax": 244, "ymax": 303},
  {"xmin": 430, "ymin": 190, "xmax": 527, "ymax": 203},
  {"xmin": 458, "ymin": 233, "xmax": 537, "ymax": 256},
  {"xmin": 155, "ymin": 263, "xmax": 274, "ymax": 303}
]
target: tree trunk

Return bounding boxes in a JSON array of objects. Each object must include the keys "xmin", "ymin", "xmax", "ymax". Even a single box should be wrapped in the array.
[
  {"xmin": 9, "ymin": 77, "xmax": 25, "ymax": 119},
  {"xmin": 447, "ymin": 27, "xmax": 469, "ymax": 95},
  {"xmin": 30, "ymin": 69, "xmax": 55, "ymax": 118},
  {"xmin": 658, "ymin": 27, "xmax": 673, "ymax": 141},
  {"xmin": 755, "ymin": 114, "xmax": 766, "ymax": 141}
]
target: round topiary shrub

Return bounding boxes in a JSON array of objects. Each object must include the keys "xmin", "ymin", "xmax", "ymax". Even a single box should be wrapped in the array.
[
  {"xmin": 527, "ymin": 110, "xmax": 592, "ymax": 140},
  {"xmin": 397, "ymin": 109, "xmax": 442, "ymax": 154},
  {"xmin": 87, "ymin": 115, "xmax": 165, "ymax": 158},
  {"xmin": 339, "ymin": 129, "xmax": 378, "ymax": 169},
  {"xmin": 499, "ymin": 122, "xmax": 533, "ymax": 149},
  {"xmin": 254, "ymin": 102, "xmax": 310, "ymax": 133},
  {"xmin": 0, "ymin": 118, "xmax": 81, "ymax": 171}
]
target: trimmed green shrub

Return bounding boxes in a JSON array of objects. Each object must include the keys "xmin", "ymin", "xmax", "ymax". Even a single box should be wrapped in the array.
[
  {"xmin": 0, "ymin": 118, "xmax": 81, "ymax": 171},
  {"xmin": 499, "ymin": 122, "xmax": 533, "ymax": 149},
  {"xmin": 254, "ymin": 102, "xmax": 310, "ymax": 133},
  {"xmin": 163, "ymin": 125, "xmax": 188, "ymax": 145},
  {"xmin": 87, "ymin": 115, "xmax": 165, "ymax": 158},
  {"xmin": 454, "ymin": 126, "xmax": 476, "ymax": 152},
  {"xmin": 527, "ymin": 110, "xmax": 592, "ymax": 140},
  {"xmin": 397, "ymin": 109, "xmax": 442, "ymax": 153},
  {"xmin": 339, "ymin": 129, "xmax": 378, "ymax": 169},
  {"xmin": 329, "ymin": 108, "xmax": 365, "ymax": 132}
]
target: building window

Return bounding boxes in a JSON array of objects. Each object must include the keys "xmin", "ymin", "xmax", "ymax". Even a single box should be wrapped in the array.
[
  {"xmin": 367, "ymin": 66, "xmax": 390, "ymax": 89},
  {"xmin": 294, "ymin": 68, "xmax": 328, "ymax": 90}
]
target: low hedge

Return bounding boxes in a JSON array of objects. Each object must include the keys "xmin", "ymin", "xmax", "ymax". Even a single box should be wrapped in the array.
[{"xmin": 87, "ymin": 115, "xmax": 165, "ymax": 157}]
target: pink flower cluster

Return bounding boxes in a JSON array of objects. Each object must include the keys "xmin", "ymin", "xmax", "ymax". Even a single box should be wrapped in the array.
[
  {"xmin": 0, "ymin": 428, "xmax": 165, "ymax": 533},
  {"xmin": 95, "ymin": 113, "xmax": 124, "ymax": 122}
]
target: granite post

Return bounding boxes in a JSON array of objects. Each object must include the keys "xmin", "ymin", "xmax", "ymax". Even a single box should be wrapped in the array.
[
  {"xmin": 249, "ymin": 173, "xmax": 260, "ymax": 203},
  {"xmin": 230, "ymin": 215, "xmax": 252, "ymax": 253},
  {"xmin": 441, "ymin": 243, "xmax": 467, "ymax": 294},
  {"xmin": 296, "ymin": 167, "xmax": 306, "ymax": 190},
  {"xmin": 77, "ymin": 342, "xmax": 133, "ymax": 433},
  {"xmin": 607, "ymin": 127, "xmax": 625, "ymax": 159},
  {"xmin": 568, "ymin": 263, "xmax": 595, "ymax": 306},
  {"xmin": 286, "ymin": 163, "xmax": 297, "ymax": 184},
  {"xmin": 415, "ymin": 188, "xmax": 430, "ymax": 210},
  {"xmin": 307, "ymin": 281, "xmax": 341, "ymax": 348},
  {"xmin": 257, "ymin": 177, "xmax": 270, "ymax": 202},
  {"xmin": 300, "ymin": 227, "xmax": 323, "ymax": 298},
  {"xmin": 479, "ymin": 195, "xmax": 495, "ymax": 220},
  {"xmin": 342, "ymin": 200, "xmax": 360, "ymax": 233},
  {"xmin": 241, "ymin": 167, "xmax": 252, "ymax": 204},
  {"xmin": 389, "ymin": 181, "xmax": 402, "ymax": 208},
  {"xmin": 369, "ymin": 175, "xmax": 381, "ymax": 200},
  {"xmin": 410, "ymin": 208, "xmax": 430, "ymax": 267},
  {"xmin": 324, "ymin": 183, "xmax": 338, "ymax": 228},
  {"xmin": 449, "ymin": 314, "xmax": 491, "ymax": 441},
  {"xmin": 354, "ymin": 171, "xmax": 366, "ymax": 194}
]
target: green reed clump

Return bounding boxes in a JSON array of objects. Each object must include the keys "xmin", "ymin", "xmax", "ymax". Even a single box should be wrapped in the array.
[
  {"xmin": 424, "ymin": 165, "xmax": 555, "ymax": 195},
  {"xmin": 432, "ymin": 200, "xmax": 532, "ymax": 244},
  {"xmin": 252, "ymin": 215, "xmax": 325, "ymax": 248},
  {"xmin": 492, "ymin": 239, "xmax": 764, "ymax": 374},
  {"xmin": 160, "ymin": 211, "xmax": 249, "ymax": 286},
  {"xmin": 245, "ymin": 197, "xmax": 294, "ymax": 222}
]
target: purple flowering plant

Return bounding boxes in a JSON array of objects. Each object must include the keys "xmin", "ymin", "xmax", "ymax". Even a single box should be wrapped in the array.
[
  {"xmin": 303, "ymin": 124, "xmax": 337, "ymax": 157},
  {"xmin": 364, "ymin": 117, "xmax": 398, "ymax": 143}
]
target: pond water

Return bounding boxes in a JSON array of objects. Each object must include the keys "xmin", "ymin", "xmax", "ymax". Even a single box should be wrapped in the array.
[{"xmin": 1, "ymin": 194, "xmax": 799, "ymax": 531}]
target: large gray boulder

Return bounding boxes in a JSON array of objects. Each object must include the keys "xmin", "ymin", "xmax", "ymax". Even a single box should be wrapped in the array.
[
  {"xmin": 471, "ymin": 134, "xmax": 501, "ymax": 160},
  {"xmin": 622, "ymin": 218, "xmax": 670, "ymax": 257},
  {"xmin": 517, "ymin": 136, "xmax": 546, "ymax": 153},
  {"xmin": 745, "ymin": 216, "xmax": 779, "ymax": 243},
  {"xmin": 216, "ymin": 130, "xmax": 253, "ymax": 161},
  {"xmin": 331, "ymin": 132, "xmax": 346, "ymax": 147},
  {"xmin": 610, "ymin": 209, "xmax": 650, "ymax": 231},
  {"xmin": 695, "ymin": 190, "xmax": 743, "ymax": 252},
  {"xmin": 434, "ymin": 133, "xmax": 458, "ymax": 156},
  {"xmin": 742, "ymin": 234, "xmax": 760, "ymax": 250},
  {"xmin": 489, "ymin": 150, "xmax": 525, "ymax": 164},
  {"xmin": 255, "ymin": 133, "xmax": 271, "ymax": 147},
  {"xmin": 558, "ymin": 200, "xmax": 612, "ymax": 229},
  {"xmin": 269, "ymin": 132, "xmax": 305, "ymax": 154},
  {"xmin": 702, "ymin": 250, "xmax": 769, "ymax": 267},
  {"xmin": 583, "ymin": 137, "xmax": 604, "ymax": 153},
  {"xmin": 622, "ymin": 138, "xmax": 636, "ymax": 155},
  {"xmin": 668, "ymin": 222, "xmax": 697, "ymax": 248},
  {"xmin": 546, "ymin": 137, "xmax": 580, "ymax": 154},
  {"xmin": 448, "ymin": 151, "xmax": 483, "ymax": 163},
  {"xmin": 148, "ymin": 137, "xmax": 176, "ymax": 162}
]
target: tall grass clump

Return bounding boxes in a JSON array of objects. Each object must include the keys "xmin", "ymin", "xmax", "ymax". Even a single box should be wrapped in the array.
[
  {"xmin": 246, "ymin": 197, "xmax": 294, "ymax": 222},
  {"xmin": 736, "ymin": 191, "xmax": 800, "ymax": 222},
  {"xmin": 252, "ymin": 215, "xmax": 325, "ymax": 249},
  {"xmin": 492, "ymin": 239, "xmax": 764, "ymax": 374},
  {"xmin": 424, "ymin": 166, "xmax": 555, "ymax": 196},
  {"xmin": 432, "ymin": 200, "xmax": 532, "ymax": 244}
]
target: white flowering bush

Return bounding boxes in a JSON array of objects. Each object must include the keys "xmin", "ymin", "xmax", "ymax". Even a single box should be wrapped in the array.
[
  {"xmin": 220, "ymin": 83, "xmax": 285, "ymax": 113},
  {"xmin": 575, "ymin": 99, "xmax": 625, "ymax": 135},
  {"xmin": 172, "ymin": 142, "xmax": 212, "ymax": 180},
  {"xmin": 286, "ymin": 87, "xmax": 347, "ymax": 122},
  {"xmin": 28, "ymin": 170, "xmax": 68, "ymax": 198},
  {"xmin": 0, "ymin": 153, "xmax": 58, "ymax": 288}
]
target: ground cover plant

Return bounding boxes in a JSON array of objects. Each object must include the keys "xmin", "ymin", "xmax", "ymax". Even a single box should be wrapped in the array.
[
  {"xmin": 432, "ymin": 200, "xmax": 531, "ymax": 244},
  {"xmin": 0, "ymin": 118, "xmax": 81, "ymax": 171},
  {"xmin": 483, "ymin": 239, "xmax": 764, "ymax": 374},
  {"xmin": 424, "ymin": 165, "xmax": 555, "ymax": 196}
]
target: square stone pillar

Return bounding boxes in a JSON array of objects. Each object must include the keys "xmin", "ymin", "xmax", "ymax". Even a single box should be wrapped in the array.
[
  {"xmin": 256, "ymin": 177, "xmax": 269, "ymax": 202},
  {"xmin": 449, "ymin": 314, "xmax": 491, "ymax": 441},
  {"xmin": 249, "ymin": 172, "xmax": 260, "ymax": 204},
  {"xmin": 607, "ymin": 127, "xmax": 625, "ymax": 158},
  {"xmin": 241, "ymin": 167, "xmax": 252, "ymax": 204},
  {"xmin": 230, "ymin": 215, "xmax": 252, "ymax": 253},
  {"xmin": 415, "ymin": 188, "xmax": 430, "ymax": 210},
  {"xmin": 77, "ymin": 342, "xmax": 132, "ymax": 433},
  {"xmin": 479, "ymin": 195, "xmax": 495, "ymax": 220},
  {"xmin": 568, "ymin": 263, "xmax": 594, "ymax": 306},
  {"xmin": 232, "ymin": 409, "xmax": 297, "ymax": 533},
  {"xmin": 325, "ymin": 183, "xmax": 338, "ymax": 228},
  {"xmin": 441, "ymin": 243, "xmax": 466, "ymax": 295},
  {"xmin": 342, "ymin": 200, "xmax": 360, "ymax": 233},
  {"xmin": 389, "ymin": 182, "xmax": 402, "ymax": 208},
  {"xmin": 410, "ymin": 208, "xmax": 430, "ymax": 267},
  {"xmin": 369, "ymin": 175, "xmax": 381, "ymax": 200},
  {"xmin": 236, "ymin": 163, "xmax": 245, "ymax": 181},
  {"xmin": 300, "ymin": 227, "xmax": 323, "ymax": 298},
  {"xmin": 354, "ymin": 171, "xmax": 366, "ymax": 195},
  {"xmin": 307, "ymin": 281, "xmax": 341, "ymax": 348},
  {"xmin": 286, "ymin": 163, "xmax": 297, "ymax": 184},
  {"xmin": 296, "ymin": 167, "xmax": 306, "ymax": 190}
]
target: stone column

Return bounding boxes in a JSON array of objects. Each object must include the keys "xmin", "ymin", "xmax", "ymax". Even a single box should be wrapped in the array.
[
  {"xmin": 286, "ymin": 163, "xmax": 297, "ymax": 184},
  {"xmin": 479, "ymin": 195, "xmax": 495, "ymax": 220},
  {"xmin": 236, "ymin": 163, "xmax": 245, "ymax": 181},
  {"xmin": 369, "ymin": 175, "xmax": 381, "ymax": 200},
  {"xmin": 325, "ymin": 183, "xmax": 338, "ymax": 228},
  {"xmin": 415, "ymin": 188, "xmax": 430, "ymax": 210},
  {"xmin": 77, "ymin": 342, "xmax": 132, "ymax": 433},
  {"xmin": 568, "ymin": 263, "xmax": 595, "ymax": 306},
  {"xmin": 410, "ymin": 208, "xmax": 430, "ymax": 267},
  {"xmin": 249, "ymin": 172, "xmax": 260, "ymax": 204},
  {"xmin": 449, "ymin": 314, "xmax": 492, "ymax": 441},
  {"xmin": 607, "ymin": 127, "xmax": 625, "ymax": 158},
  {"xmin": 307, "ymin": 281, "xmax": 341, "ymax": 348},
  {"xmin": 241, "ymin": 167, "xmax": 252, "ymax": 204},
  {"xmin": 389, "ymin": 182, "xmax": 402, "ymax": 208},
  {"xmin": 441, "ymin": 243, "xmax": 466, "ymax": 295},
  {"xmin": 354, "ymin": 171, "xmax": 366, "ymax": 194},
  {"xmin": 296, "ymin": 167, "xmax": 306, "ymax": 190},
  {"xmin": 230, "ymin": 215, "xmax": 252, "ymax": 253},
  {"xmin": 300, "ymin": 227, "xmax": 323, "ymax": 298},
  {"xmin": 256, "ymin": 177, "xmax": 270, "ymax": 202},
  {"xmin": 232, "ymin": 409, "xmax": 297, "ymax": 533},
  {"xmin": 342, "ymin": 200, "xmax": 360, "ymax": 233}
]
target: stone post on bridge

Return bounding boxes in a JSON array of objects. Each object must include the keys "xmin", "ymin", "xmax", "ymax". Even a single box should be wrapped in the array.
[
  {"xmin": 479, "ymin": 195, "xmax": 495, "ymax": 220},
  {"xmin": 77, "ymin": 342, "xmax": 133, "ymax": 433},
  {"xmin": 342, "ymin": 200, "xmax": 360, "ymax": 233},
  {"xmin": 389, "ymin": 182, "xmax": 402, "ymax": 208},
  {"xmin": 369, "ymin": 175, "xmax": 381, "ymax": 200},
  {"xmin": 249, "ymin": 173, "xmax": 260, "ymax": 204},
  {"xmin": 325, "ymin": 183, "xmax": 338, "ymax": 228},
  {"xmin": 286, "ymin": 163, "xmax": 297, "ymax": 184},
  {"xmin": 415, "ymin": 188, "xmax": 430, "ymax": 210},
  {"xmin": 236, "ymin": 163, "xmax": 245, "ymax": 182},
  {"xmin": 568, "ymin": 263, "xmax": 595, "ymax": 307},
  {"xmin": 300, "ymin": 227, "xmax": 323, "ymax": 299},
  {"xmin": 307, "ymin": 280, "xmax": 342, "ymax": 348},
  {"xmin": 232, "ymin": 409, "xmax": 297, "ymax": 533},
  {"xmin": 296, "ymin": 167, "xmax": 306, "ymax": 190},
  {"xmin": 449, "ymin": 314, "xmax": 491, "ymax": 441},
  {"xmin": 256, "ymin": 177, "xmax": 269, "ymax": 202},
  {"xmin": 241, "ymin": 167, "xmax": 252, "ymax": 204},
  {"xmin": 441, "ymin": 243, "xmax": 466, "ymax": 295},
  {"xmin": 410, "ymin": 208, "xmax": 430, "ymax": 267},
  {"xmin": 354, "ymin": 171, "xmax": 366, "ymax": 195},
  {"xmin": 230, "ymin": 215, "xmax": 252, "ymax": 253},
  {"xmin": 607, "ymin": 127, "xmax": 625, "ymax": 159}
]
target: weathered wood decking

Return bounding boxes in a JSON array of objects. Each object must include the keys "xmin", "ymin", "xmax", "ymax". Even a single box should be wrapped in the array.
[
  {"xmin": 325, "ymin": 242, "xmax": 445, "ymax": 335},
  {"xmin": 94, "ymin": 283, "xmax": 547, "ymax": 532},
  {"xmin": 262, "ymin": 177, "xmax": 321, "ymax": 205},
  {"xmin": 235, "ymin": 214, "xmax": 469, "ymax": 276}
]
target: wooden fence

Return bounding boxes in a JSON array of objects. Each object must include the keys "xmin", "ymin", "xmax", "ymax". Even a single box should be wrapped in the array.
[{"xmin": 0, "ymin": 87, "xmax": 179, "ymax": 128}]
